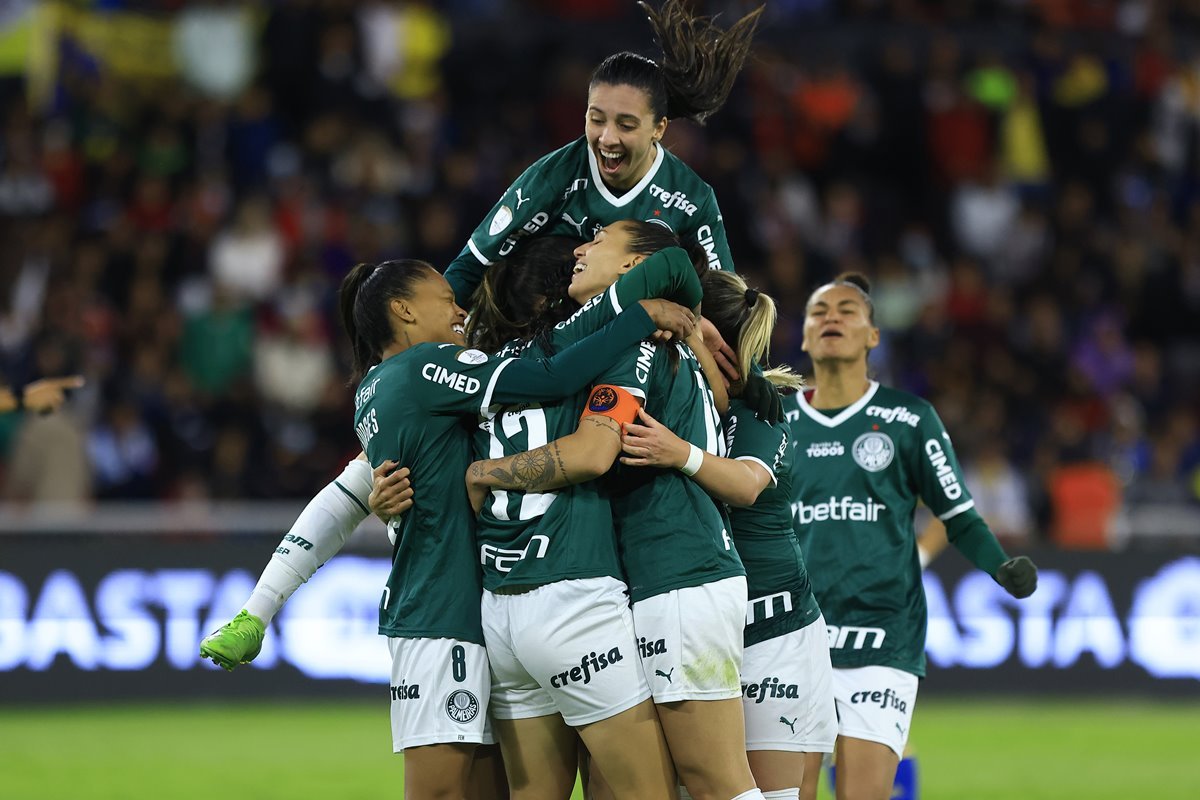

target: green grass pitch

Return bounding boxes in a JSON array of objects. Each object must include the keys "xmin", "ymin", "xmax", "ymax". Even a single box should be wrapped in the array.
[{"xmin": 1, "ymin": 698, "xmax": 1195, "ymax": 799}]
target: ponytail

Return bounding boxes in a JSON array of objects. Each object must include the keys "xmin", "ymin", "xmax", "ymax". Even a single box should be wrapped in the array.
[
  {"xmin": 591, "ymin": 0, "xmax": 763, "ymax": 125},
  {"xmin": 700, "ymin": 270, "xmax": 802, "ymax": 391},
  {"xmin": 338, "ymin": 259, "xmax": 433, "ymax": 385}
]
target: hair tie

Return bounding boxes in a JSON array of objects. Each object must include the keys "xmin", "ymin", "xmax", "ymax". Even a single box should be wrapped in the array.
[{"xmin": 745, "ymin": 287, "xmax": 759, "ymax": 306}]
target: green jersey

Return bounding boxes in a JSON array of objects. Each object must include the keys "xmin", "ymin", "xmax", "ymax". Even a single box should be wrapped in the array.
[
  {"xmin": 611, "ymin": 344, "xmax": 744, "ymax": 603},
  {"xmin": 785, "ymin": 382, "xmax": 979, "ymax": 676},
  {"xmin": 444, "ymin": 136, "xmax": 733, "ymax": 305},
  {"xmin": 354, "ymin": 305, "xmax": 659, "ymax": 642},
  {"xmin": 471, "ymin": 247, "xmax": 702, "ymax": 591},
  {"xmin": 724, "ymin": 399, "xmax": 821, "ymax": 648}
]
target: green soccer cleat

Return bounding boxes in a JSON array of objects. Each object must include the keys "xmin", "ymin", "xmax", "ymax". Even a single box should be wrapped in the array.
[{"xmin": 200, "ymin": 610, "xmax": 265, "ymax": 671}]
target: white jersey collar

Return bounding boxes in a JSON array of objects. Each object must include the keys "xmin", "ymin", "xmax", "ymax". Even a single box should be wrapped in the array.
[
  {"xmin": 586, "ymin": 142, "xmax": 665, "ymax": 207},
  {"xmin": 797, "ymin": 380, "xmax": 880, "ymax": 428}
]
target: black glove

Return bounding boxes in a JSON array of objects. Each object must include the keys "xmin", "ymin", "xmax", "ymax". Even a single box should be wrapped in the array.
[
  {"xmin": 996, "ymin": 556, "xmax": 1038, "ymax": 599},
  {"xmin": 741, "ymin": 371, "xmax": 784, "ymax": 423}
]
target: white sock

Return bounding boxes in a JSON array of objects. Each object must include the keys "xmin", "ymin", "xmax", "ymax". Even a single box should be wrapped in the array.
[
  {"xmin": 762, "ymin": 790, "xmax": 799, "ymax": 800},
  {"xmin": 729, "ymin": 791, "xmax": 767, "ymax": 800},
  {"xmin": 243, "ymin": 458, "xmax": 373, "ymax": 623}
]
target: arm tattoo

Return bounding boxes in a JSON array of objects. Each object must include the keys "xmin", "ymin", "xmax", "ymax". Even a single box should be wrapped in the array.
[{"xmin": 484, "ymin": 443, "xmax": 563, "ymax": 492}]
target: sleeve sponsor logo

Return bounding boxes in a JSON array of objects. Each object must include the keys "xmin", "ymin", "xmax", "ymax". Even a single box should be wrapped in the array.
[
  {"xmin": 497, "ymin": 211, "xmax": 549, "ymax": 257},
  {"xmin": 695, "ymin": 224, "xmax": 722, "ymax": 270},
  {"xmin": 852, "ymin": 431, "xmax": 895, "ymax": 472},
  {"xmin": 924, "ymin": 439, "xmax": 964, "ymax": 499},
  {"xmin": 587, "ymin": 386, "xmax": 618, "ymax": 412},
  {"xmin": 455, "ymin": 349, "xmax": 489, "ymax": 366},
  {"xmin": 866, "ymin": 404, "xmax": 920, "ymax": 427},
  {"xmin": 422, "ymin": 363, "xmax": 481, "ymax": 394},
  {"xmin": 488, "ymin": 205, "xmax": 514, "ymax": 236}
]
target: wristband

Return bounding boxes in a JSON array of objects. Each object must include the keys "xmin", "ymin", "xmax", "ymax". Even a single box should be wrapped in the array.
[{"xmin": 679, "ymin": 443, "xmax": 704, "ymax": 477}]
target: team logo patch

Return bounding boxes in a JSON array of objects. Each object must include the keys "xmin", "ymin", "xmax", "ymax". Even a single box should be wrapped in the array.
[
  {"xmin": 456, "ymin": 348, "xmax": 488, "ymax": 365},
  {"xmin": 852, "ymin": 431, "xmax": 894, "ymax": 472},
  {"xmin": 588, "ymin": 386, "xmax": 618, "ymax": 412},
  {"xmin": 488, "ymin": 205, "xmax": 513, "ymax": 236},
  {"xmin": 445, "ymin": 689, "xmax": 480, "ymax": 723}
]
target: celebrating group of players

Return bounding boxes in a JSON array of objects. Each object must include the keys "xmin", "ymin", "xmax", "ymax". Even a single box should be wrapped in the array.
[{"xmin": 199, "ymin": 3, "xmax": 1039, "ymax": 799}]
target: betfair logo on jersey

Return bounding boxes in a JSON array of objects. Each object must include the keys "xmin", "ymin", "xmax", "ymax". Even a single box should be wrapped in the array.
[
  {"xmin": 696, "ymin": 225, "xmax": 723, "ymax": 270},
  {"xmin": 648, "ymin": 184, "xmax": 699, "ymax": 216},
  {"xmin": 747, "ymin": 591, "xmax": 793, "ymax": 626},
  {"xmin": 806, "ymin": 441, "xmax": 845, "ymax": 458},
  {"xmin": 924, "ymin": 438, "xmax": 964, "ymax": 499},
  {"xmin": 850, "ymin": 686, "xmax": 908, "ymax": 714},
  {"xmin": 549, "ymin": 648, "xmax": 624, "ymax": 688},
  {"xmin": 390, "ymin": 682, "xmax": 420, "ymax": 700},
  {"xmin": 742, "ymin": 676, "xmax": 801, "ymax": 704},
  {"xmin": 793, "ymin": 496, "xmax": 887, "ymax": 524},
  {"xmin": 827, "ymin": 624, "xmax": 886, "ymax": 650},
  {"xmin": 422, "ymin": 363, "xmax": 481, "ymax": 394},
  {"xmin": 355, "ymin": 377, "xmax": 381, "ymax": 411},
  {"xmin": 866, "ymin": 404, "xmax": 921, "ymax": 427},
  {"xmin": 637, "ymin": 636, "xmax": 668, "ymax": 658},
  {"xmin": 480, "ymin": 534, "xmax": 550, "ymax": 573}
]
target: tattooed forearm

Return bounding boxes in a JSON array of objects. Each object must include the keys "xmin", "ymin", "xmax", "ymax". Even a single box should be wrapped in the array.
[{"xmin": 481, "ymin": 443, "xmax": 565, "ymax": 493}]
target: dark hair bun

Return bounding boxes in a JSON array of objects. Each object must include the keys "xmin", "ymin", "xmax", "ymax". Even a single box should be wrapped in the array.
[{"xmin": 834, "ymin": 271, "xmax": 871, "ymax": 295}]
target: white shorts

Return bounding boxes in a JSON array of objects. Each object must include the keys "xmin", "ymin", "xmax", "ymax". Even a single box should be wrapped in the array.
[
  {"xmin": 632, "ymin": 575, "xmax": 747, "ymax": 703},
  {"xmin": 483, "ymin": 577, "xmax": 652, "ymax": 727},
  {"xmin": 742, "ymin": 615, "xmax": 837, "ymax": 753},
  {"xmin": 387, "ymin": 637, "xmax": 494, "ymax": 751},
  {"xmin": 831, "ymin": 665, "xmax": 919, "ymax": 758}
]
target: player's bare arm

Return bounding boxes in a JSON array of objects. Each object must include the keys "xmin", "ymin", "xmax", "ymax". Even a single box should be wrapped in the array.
[
  {"xmin": 466, "ymin": 415, "xmax": 621, "ymax": 513},
  {"xmin": 621, "ymin": 407, "xmax": 770, "ymax": 507}
]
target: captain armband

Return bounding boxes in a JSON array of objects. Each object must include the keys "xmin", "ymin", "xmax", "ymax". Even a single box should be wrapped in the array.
[{"xmin": 580, "ymin": 384, "xmax": 642, "ymax": 426}]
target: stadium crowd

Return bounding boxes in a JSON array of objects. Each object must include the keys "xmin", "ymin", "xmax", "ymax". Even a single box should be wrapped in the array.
[{"xmin": 0, "ymin": 0, "xmax": 1196, "ymax": 547}]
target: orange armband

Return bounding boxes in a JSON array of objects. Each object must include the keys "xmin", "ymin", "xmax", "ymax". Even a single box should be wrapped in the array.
[{"xmin": 580, "ymin": 384, "xmax": 641, "ymax": 426}]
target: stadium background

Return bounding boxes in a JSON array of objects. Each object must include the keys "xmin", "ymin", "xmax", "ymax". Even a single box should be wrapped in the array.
[{"xmin": 0, "ymin": 1, "xmax": 1197, "ymax": 798}]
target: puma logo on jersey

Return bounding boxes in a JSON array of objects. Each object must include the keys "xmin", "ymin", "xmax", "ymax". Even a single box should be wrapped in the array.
[
  {"xmin": 515, "ymin": 188, "xmax": 530, "ymax": 209},
  {"xmin": 655, "ymin": 668, "xmax": 674, "ymax": 683},
  {"xmin": 780, "ymin": 716, "xmax": 797, "ymax": 734},
  {"xmin": 562, "ymin": 211, "xmax": 589, "ymax": 238}
]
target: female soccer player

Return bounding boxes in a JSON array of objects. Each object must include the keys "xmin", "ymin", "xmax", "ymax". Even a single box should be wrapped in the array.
[
  {"xmin": 337, "ymin": 257, "xmax": 692, "ymax": 798},
  {"xmin": 442, "ymin": 0, "xmax": 764, "ymax": 304},
  {"xmin": 619, "ymin": 270, "xmax": 837, "ymax": 800},
  {"xmin": 466, "ymin": 221, "xmax": 767, "ymax": 800},
  {"xmin": 456, "ymin": 235, "xmax": 709, "ymax": 800},
  {"xmin": 783, "ymin": 273, "xmax": 1038, "ymax": 800}
]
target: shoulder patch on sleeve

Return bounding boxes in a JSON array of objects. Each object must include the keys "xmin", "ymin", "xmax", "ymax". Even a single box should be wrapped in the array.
[
  {"xmin": 488, "ymin": 205, "xmax": 513, "ymax": 236},
  {"xmin": 456, "ymin": 349, "xmax": 489, "ymax": 365}
]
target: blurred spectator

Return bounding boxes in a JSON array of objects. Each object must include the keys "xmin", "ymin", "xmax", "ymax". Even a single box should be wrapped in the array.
[
  {"xmin": 173, "ymin": 2, "xmax": 256, "ymax": 100},
  {"xmin": 208, "ymin": 195, "xmax": 285, "ymax": 303}
]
